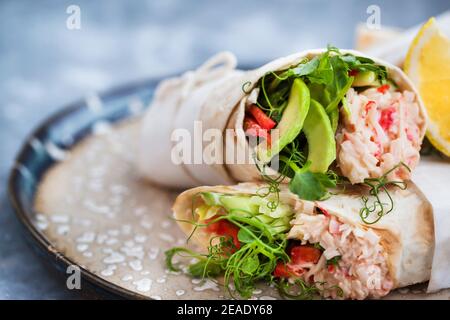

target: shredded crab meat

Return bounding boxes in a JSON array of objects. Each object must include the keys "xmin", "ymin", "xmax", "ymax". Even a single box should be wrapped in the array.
[
  {"xmin": 287, "ymin": 212, "xmax": 393, "ymax": 299},
  {"xmin": 336, "ymin": 87, "xmax": 423, "ymax": 184}
]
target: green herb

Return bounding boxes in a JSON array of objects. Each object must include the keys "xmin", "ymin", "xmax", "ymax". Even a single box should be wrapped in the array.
[
  {"xmin": 166, "ymin": 211, "xmax": 290, "ymax": 299},
  {"xmin": 165, "ymin": 247, "xmax": 202, "ymax": 272},
  {"xmin": 188, "ymin": 259, "xmax": 224, "ymax": 277},
  {"xmin": 254, "ymin": 154, "xmax": 286, "ymax": 211},
  {"xmin": 340, "ymin": 54, "xmax": 387, "ymax": 83},
  {"xmin": 250, "ymin": 46, "xmax": 391, "ymax": 204},
  {"xmin": 281, "ymin": 160, "xmax": 337, "ymax": 201},
  {"xmin": 254, "ymin": 140, "xmax": 337, "ymax": 205},
  {"xmin": 277, "ymin": 279, "xmax": 344, "ymax": 300},
  {"xmin": 256, "ymin": 73, "xmax": 292, "ymax": 121},
  {"xmin": 256, "ymin": 46, "xmax": 387, "ymax": 131},
  {"xmin": 166, "ymin": 196, "xmax": 347, "ymax": 299},
  {"xmin": 303, "ymin": 48, "xmax": 351, "ymax": 112},
  {"xmin": 289, "ymin": 170, "xmax": 332, "ymax": 201},
  {"xmin": 165, "ymin": 247, "xmax": 221, "ymax": 278},
  {"xmin": 359, "ymin": 162, "xmax": 410, "ymax": 224},
  {"xmin": 277, "ymin": 278, "xmax": 321, "ymax": 300},
  {"xmin": 280, "ymin": 57, "xmax": 320, "ymax": 78}
]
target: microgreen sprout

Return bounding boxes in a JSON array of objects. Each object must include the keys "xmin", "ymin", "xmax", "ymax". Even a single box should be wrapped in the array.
[{"xmin": 359, "ymin": 162, "xmax": 410, "ymax": 224}]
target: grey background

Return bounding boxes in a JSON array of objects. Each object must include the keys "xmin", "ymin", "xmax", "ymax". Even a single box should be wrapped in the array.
[{"xmin": 1, "ymin": 0, "xmax": 448, "ymax": 299}]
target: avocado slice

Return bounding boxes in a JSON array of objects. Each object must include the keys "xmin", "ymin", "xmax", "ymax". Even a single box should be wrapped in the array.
[
  {"xmin": 257, "ymin": 78, "xmax": 310, "ymax": 163},
  {"xmin": 219, "ymin": 195, "xmax": 259, "ymax": 215},
  {"xmin": 303, "ymin": 99, "xmax": 336, "ymax": 173}
]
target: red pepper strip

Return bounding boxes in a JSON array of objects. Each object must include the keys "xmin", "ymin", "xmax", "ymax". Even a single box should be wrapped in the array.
[
  {"xmin": 244, "ymin": 116, "xmax": 271, "ymax": 145},
  {"xmin": 273, "ymin": 263, "xmax": 292, "ymax": 278},
  {"xmin": 243, "ymin": 116, "xmax": 259, "ymax": 130},
  {"xmin": 348, "ymin": 69, "xmax": 359, "ymax": 76},
  {"xmin": 206, "ymin": 219, "xmax": 241, "ymax": 249},
  {"xmin": 377, "ymin": 84, "xmax": 390, "ymax": 94},
  {"xmin": 273, "ymin": 245, "xmax": 322, "ymax": 278},
  {"xmin": 273, "ymin": 262, "xmax": 304, "ymax": 278},
  {"xmin": 248, "ymin": 105, "xmax": 276, "ymax": 130},
  {"xmin": 273, "ymin": 263, "xmax": 296, "ymax": 278}
]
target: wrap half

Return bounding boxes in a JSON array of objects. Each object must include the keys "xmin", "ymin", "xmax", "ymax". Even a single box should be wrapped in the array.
[
  {"xmin": 138, "ymin": 51, "xmax": 242, "ymax": 187},
  {"xmin": 139, "ymin": 48, "xmax": 427, "ymax": 190},
  {"xmin": 171, "ymin": 182, "xmax": 434, "ymax": 299}
]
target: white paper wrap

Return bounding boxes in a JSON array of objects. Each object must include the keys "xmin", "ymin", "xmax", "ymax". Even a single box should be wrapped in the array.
[
  {"xmin": 355, "ymin": 15, "xmax": 450, "ymax": 293},
  {"xmin": 413, "ymin": 157, "xmax": 450, "ymax": 292}
]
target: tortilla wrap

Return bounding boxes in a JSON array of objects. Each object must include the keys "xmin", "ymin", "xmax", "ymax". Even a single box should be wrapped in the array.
[
  {"xmin": 225, "ymin": 49, "xmax": 427, "ymax": 183},
  {"xmin": 138, "ymin": 51, "xmax": 242, "ymax": 187},
  {"xmin": 173, "ymin": 181, "xmax": 434, "ymax": 292}
]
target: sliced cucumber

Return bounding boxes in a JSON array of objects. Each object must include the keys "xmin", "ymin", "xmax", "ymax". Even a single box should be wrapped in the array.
[
  {"xmin": 220, "ymin": 195, "xmax": 259, "ymax": 215},
  {"xmin": 260, "ymin": 202, "xmax": 292, "ymax": 218},
  {"xmin": 253, "ymin": 214, "xmax": 275, "ymax": 225}
]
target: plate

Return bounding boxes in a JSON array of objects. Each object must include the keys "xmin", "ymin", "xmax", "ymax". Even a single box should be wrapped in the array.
[{"xmin": 8, "ymin": 77, "xmax": 448, "ymax": 300}]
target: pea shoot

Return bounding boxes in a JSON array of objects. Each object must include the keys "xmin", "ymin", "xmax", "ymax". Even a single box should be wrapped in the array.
[{"xmin": 359, "ymin": 162, "xmax": 410, "ymax": 224}]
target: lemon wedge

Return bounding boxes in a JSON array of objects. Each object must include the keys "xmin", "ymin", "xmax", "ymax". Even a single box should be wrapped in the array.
[{"xmin": 404, "ymin": 17, "xmax": 450, "ymax": 157}]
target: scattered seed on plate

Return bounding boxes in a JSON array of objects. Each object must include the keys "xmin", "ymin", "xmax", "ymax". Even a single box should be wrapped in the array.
[
  {"xmin": 122, "ymin": 275, "xmax": 133, "ymax": 282},
  {"xmin": 129, "ymin": 259, "xmax": 143, "ymax": 272},
  {"xmin": 193, "ymin": 280, "xmax": 219, "ymax": 292},
  {"xmin": 176, "ymin": 290, "xmax": 185, "ymax": 296},
  {"xmin": 133, "ymin": 278, "xmax": 152, "ymax": 293},
  {"xmin": 50, "ymin": 215, "xmax": 70, "ymax": 224},
  {"xmin": 101, "ymin": 265, "xmax": 117, "ymax": 277},
  {"xmin": 103, "ymin": 251, "xmax": 125, "ymax": 264}
]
